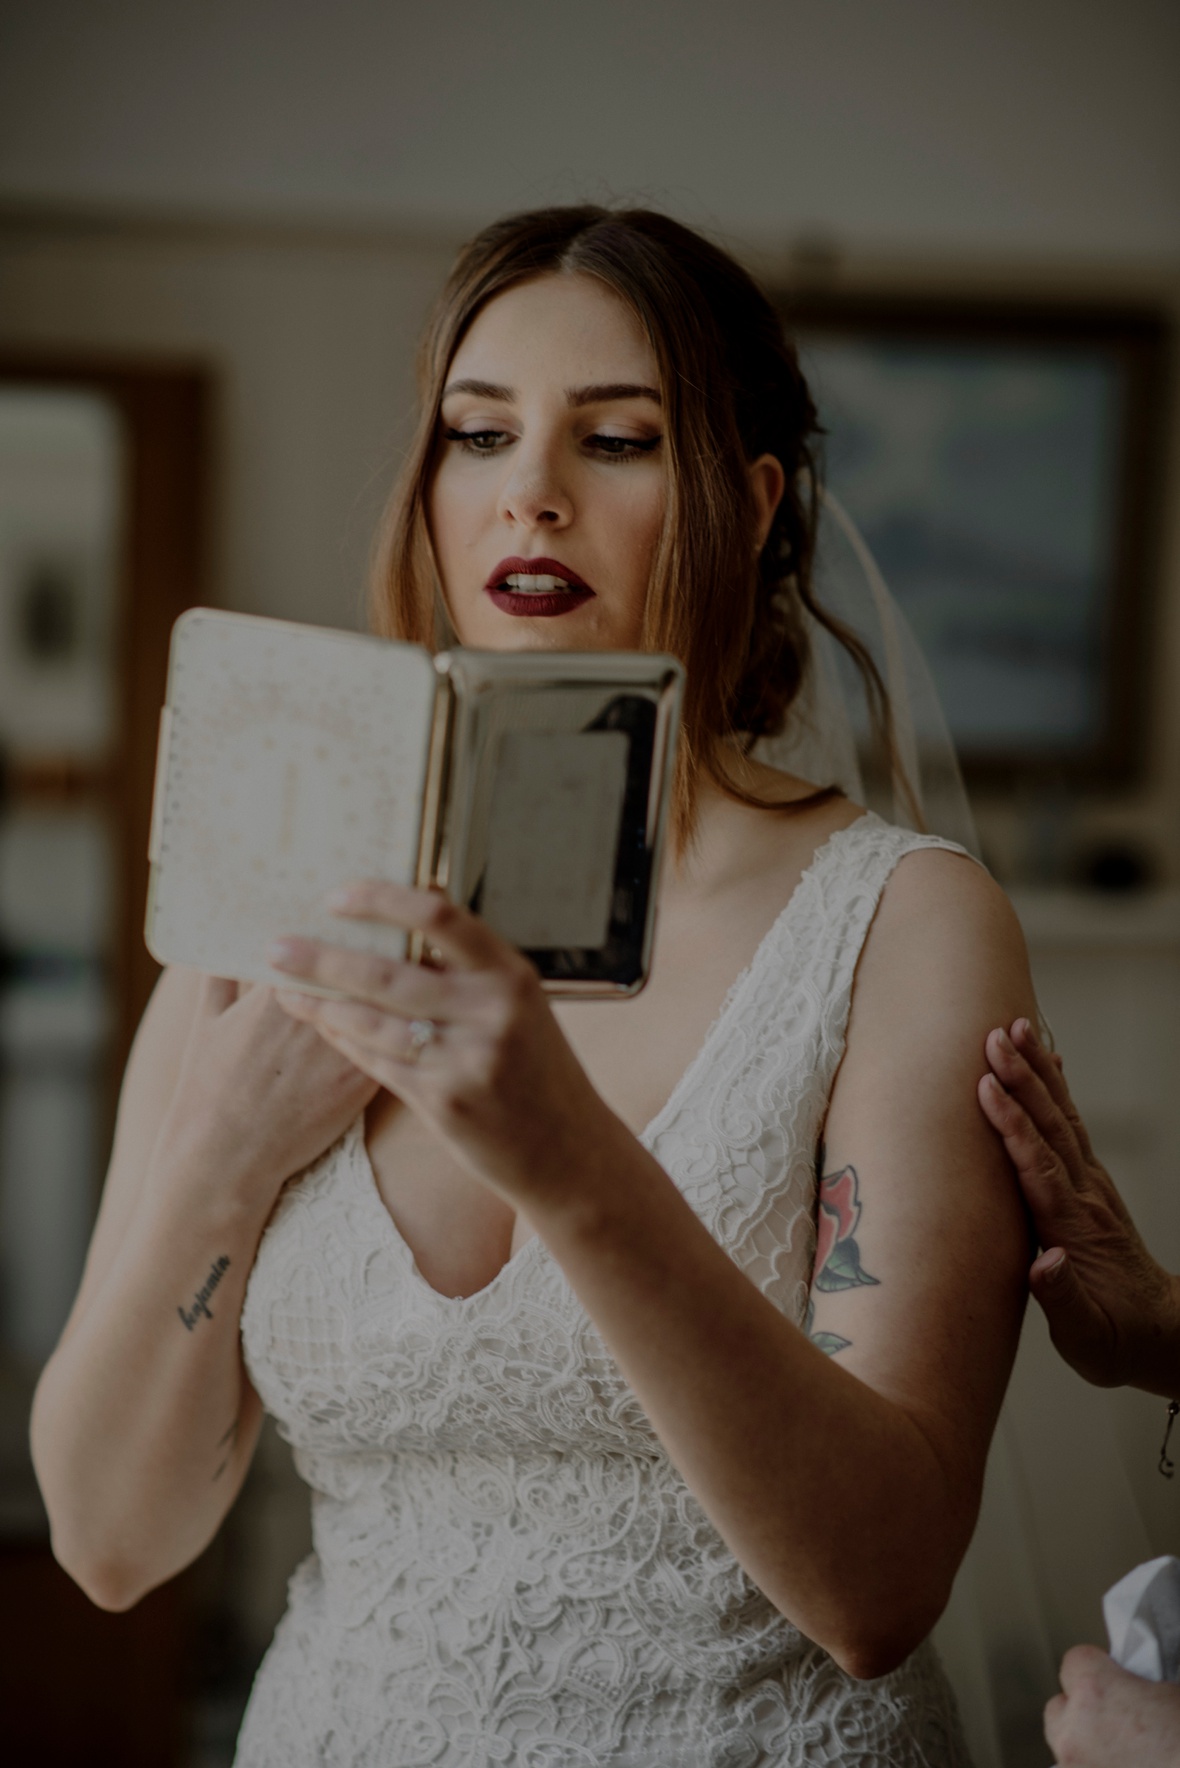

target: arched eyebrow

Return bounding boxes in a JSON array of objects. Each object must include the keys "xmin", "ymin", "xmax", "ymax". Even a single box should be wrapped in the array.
[
  {"xmin": 566, "ymin": 382, "xmax": 661, "ymax": 407},
  {"xmin": 441, "ymin": 378, "xmax": 661, "ymax": 407}
]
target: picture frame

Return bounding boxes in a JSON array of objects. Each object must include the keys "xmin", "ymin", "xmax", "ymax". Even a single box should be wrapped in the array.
[{"xmin": 779, "ymin": 290, "xmax": 1172, "ymax": 786}]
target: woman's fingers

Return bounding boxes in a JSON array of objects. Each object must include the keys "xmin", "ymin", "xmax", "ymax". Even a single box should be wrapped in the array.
[
  {"xmin": 981, "ymin": 1034, "xmax": 1088, "ymax": 1190},
  {"xmin": 277, "ymin": 990, "xmax": 431, "ymax": 1058},
  {"xmin": 1042, "ymin": 1690, "xmax": 1067, "ymax": 1754},
  {"xmin": 265, "ymin": 884, "xmax": 534, "ymax": 1078},
  {"xmin": 325, "ymin": 881, "xmax": 507, "ymax": 973},
  {"xmin": 1044, "ymin": 1644, "xmax": 1180, "ymax": 1768},
  {"xmin": 977, "ymin": 1066, "xmax": 1090, "ymax": 1294},
  {"xmin": 275, "ymin": 992, "xmax": 449, "ymax": 1097},
  {"xmin": 1010, "ymin": 1017, "xmax": 1096, "ymax": 1162},
  {"xmin": 267, "ymin": 936, "xmax": 462, "ymax": 1018},
  {"xmin": 1008, "ymin": 1017, "xmax": 1070, "ymax": 1106},
  {"xmin": 1058, "ymin": 1643, "xmax": 1114, "ymax": 1695},
  {"xmin": 280, "ymin": 996, "xmax": 412, "ymax": 1076},
  {"xmin": 1028, "ymin": 1248, "xmax": 1117, "ymax": 1381},
  {"xmin": 977, "ymin": 1072, "xmax": 1084, "ymax": 1238}
]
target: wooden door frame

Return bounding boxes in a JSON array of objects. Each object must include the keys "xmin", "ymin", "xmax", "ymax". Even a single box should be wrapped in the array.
[{"xmin": 0, "ymin": 354, "xmax": 212, "ymax": 1078}]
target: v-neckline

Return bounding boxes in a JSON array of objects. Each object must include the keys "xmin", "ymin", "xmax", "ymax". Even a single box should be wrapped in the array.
[
  {"xmin": 635, "ymin": 811, "xmax": 871, "ymax": 1149},
  {"xmin": 355, "ymin": 811, "xmax": 873, "ymax": 1309}
]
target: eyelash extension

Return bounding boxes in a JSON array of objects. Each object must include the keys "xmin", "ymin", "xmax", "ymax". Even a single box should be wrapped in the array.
[
  {"xmin": 592, "ymin": 435, "xmax": 662, "ymax": 460},
  {"xmin": 442, "ymin": 427, "xmax": 662, "ymax": 462},
  {"xmin": 442, "ymin": 427, "xmax": 508, "ymax": 453}
]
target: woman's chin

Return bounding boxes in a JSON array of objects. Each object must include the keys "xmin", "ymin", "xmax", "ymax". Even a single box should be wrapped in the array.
[{"xmin": 450, "ymin": 603, "xmax": 639, "ymax": 652}]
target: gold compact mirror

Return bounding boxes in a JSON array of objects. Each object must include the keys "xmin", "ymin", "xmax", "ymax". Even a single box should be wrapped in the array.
[
  {"xmin": 426, "ymin": 649, "xmax": 683, "ymax": 995},
  {"xmin": 146, "ymin": 613, "xmax": 683, "ymax": 999}
]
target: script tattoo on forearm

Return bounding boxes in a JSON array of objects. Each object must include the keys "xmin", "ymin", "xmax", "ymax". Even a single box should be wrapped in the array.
[
  {"xmin": 212, "ymin": 1416, "xmax": 240, "ymax": 1483},
  {"xmin": 806, "ymin": 1158, "xmax": 878, "ymax": 1356},
  {"xmin": 178, "ymin": 1255, "xmax": 232, "ymax": 1331}
]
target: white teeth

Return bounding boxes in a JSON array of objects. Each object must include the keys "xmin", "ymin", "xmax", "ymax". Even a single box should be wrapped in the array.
[{"xmin": 502, "ymin": 573, "xmax": 572, "ymax": 592}]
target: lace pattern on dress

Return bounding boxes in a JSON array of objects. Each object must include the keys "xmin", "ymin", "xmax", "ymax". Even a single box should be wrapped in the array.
[{"xmin": 235, "ymin": 814, "xmax": 976, "ymax": 1767}]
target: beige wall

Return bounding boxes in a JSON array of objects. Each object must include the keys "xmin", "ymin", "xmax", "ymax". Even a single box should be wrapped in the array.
[
  {"xmin": 4, "ymin": 1, "xmax": 1177, "ymax": 881},
  {"xmin": 3, "ymin": 1, "xmax": 1179, "ymax": 260},
  {"xmin": 2, "ymin": 208, "xmax": 1178, "ymax": 883},
  {"xmin": 0, "ymin": 212, "xmax": 457, "ymax": 631}
]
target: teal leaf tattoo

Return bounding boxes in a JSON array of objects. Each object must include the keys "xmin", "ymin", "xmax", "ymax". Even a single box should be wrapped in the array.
[
  {"xmin": 806, "ymin": 1162, "xmax": 878, "ymax": 1355},
  {"xmin": 815, "ymin": 1233, "xmax": 879, "ymax": 1292},
  {"xmin": 805, "ymin": 1296, "xmax": 851, "ymax": 1356}
]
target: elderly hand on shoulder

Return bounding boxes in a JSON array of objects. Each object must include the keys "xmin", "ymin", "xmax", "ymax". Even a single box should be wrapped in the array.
[
  {"xmin": 980, "ymin": 1022, "xmax": 1180, "ymax": 1767},
  {"xmin": 978, "ymin": 1016, "xmax": 1180, "ymax": 1398}
]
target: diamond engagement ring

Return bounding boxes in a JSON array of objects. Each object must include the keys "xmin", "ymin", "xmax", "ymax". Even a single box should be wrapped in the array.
[{"xmin": 405, "ymin": 1019, "xmax": 438, "ymax": 1064}]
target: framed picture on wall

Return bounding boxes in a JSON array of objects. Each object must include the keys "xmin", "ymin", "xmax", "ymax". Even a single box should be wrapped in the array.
[{"xmin": 780, "ymin": 291, "xmax": 1172, "ymax": 785}]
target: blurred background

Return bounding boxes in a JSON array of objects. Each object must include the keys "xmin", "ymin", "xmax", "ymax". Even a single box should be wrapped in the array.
[{"xmin": 0, "ymin": 2, "xmax": 1177, "ymax": 1763}]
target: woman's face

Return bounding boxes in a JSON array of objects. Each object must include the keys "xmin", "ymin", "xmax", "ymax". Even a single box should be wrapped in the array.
[{"xmin": 428, "ymin": 272, "xmax": 666, "ymax": 651}]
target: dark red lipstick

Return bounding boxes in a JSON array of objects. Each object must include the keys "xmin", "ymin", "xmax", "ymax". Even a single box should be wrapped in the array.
[{"xmin": 484, "ymin": 555, "xmax": 596, "ymax": 618}]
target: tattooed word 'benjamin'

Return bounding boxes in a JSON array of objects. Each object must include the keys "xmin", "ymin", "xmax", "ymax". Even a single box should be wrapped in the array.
[{"xmin": 178, "ymin": 1256, "xmax": 232, "ymax": 1331}]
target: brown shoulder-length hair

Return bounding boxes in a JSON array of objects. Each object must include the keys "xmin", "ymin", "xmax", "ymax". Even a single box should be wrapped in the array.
[{"xmin": 370, "ymin": 204, "xmax": 899, "ymax": 838}]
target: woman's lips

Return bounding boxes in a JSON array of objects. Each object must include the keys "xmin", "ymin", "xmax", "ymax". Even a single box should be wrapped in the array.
[
  {"xmin": 485, "ymin": 586, "xmax": 594, "ymax": 617},
  {"xmin": 483, "ymin": 555, "xmax": 596, "ymax": 619}
]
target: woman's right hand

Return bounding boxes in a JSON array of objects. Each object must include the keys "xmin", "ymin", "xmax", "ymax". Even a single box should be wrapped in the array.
[
  {"xmin": 979, "ymin": 1017, "xmax": 1180, "ymax": 1397},
  {"xmin": 153, "ymin": 974, "xmax": 380, "ymax": 1208}
]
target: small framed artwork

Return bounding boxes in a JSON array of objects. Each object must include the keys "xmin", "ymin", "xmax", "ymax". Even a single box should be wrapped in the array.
[
  {"xmin": 0, "ymin": 388, "xmax": 124, "ymax": 763},
  {"xmin": 782, "ymin": 291, "xmax": 1172, "ymax": 784}
]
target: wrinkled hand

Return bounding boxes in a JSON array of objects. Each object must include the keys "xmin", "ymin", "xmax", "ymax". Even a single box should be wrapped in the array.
[
  {"xmin": 978, "ymin": 1018, "xmax": 1180, "ymax": 1397},
  {"xmin": 268, "ymin": 882, "xmax": 609, "ymax": 1204},
  {"xmin": 158, "ymin": 974, "xmax": 379, "ymax": 1198},
  {"xmin": 1045, "ymin": 1645, "xmax": 1180, "ymax": 1768}
]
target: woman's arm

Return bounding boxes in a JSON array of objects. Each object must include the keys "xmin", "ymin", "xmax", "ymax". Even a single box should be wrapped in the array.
[
  {"xmin": 31, "ymin": 968, "xmax": 375, "ymax": 1610},
  {"xmin": 980, "ymin": 1018, "xmax": 1180, "ymax": 1396},
  {"xmin": 270, "ymin": 854, "xmax": 1033, "ymax": 1678}
]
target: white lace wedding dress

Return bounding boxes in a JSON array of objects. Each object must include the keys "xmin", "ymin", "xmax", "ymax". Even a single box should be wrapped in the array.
[{"xmin": 235, "ymin": 813, "xmax": 974, "ymax": 1767}]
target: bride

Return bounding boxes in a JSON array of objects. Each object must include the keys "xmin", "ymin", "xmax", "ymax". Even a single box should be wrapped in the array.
[{"xmin": 31, "ymin": 206, "xmax": 1035, "ymax": 1766}]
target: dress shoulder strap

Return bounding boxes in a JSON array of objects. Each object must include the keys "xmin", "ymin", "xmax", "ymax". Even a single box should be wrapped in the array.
[{"xmin": 788, "ymin": 811, "xmax": 984, "ymax": 1062}]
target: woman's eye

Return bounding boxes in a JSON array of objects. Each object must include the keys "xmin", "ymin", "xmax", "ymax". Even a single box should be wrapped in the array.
[
  {"xmin": 441, "ymin": 426, "xmax": 661, "ymax": 461},
  {"xmin": 587, "ymin": 433, "xmax": 662, "ymax": 461},
  {"xmin": 443, "ymin": 427, "xmax": 510, "ymax": 454}
]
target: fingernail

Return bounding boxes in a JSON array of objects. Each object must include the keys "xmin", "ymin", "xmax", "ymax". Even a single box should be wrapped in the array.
[
  {"xmin": 997, "ymin": 1029, "xmax": 1015, "ymax": 1055},
  {"xmin": 266, "ymin": 938, "xmax": 304, "ymax": 969},
  {"xmin": 326, "ymin": 886, "xmax": 360, "ymax": 911},
  {"xmin": 1043, "ymin": 1250, "xmax": 1067, "ymax": 1280},
  {"xmin": 1016, "ymin": 1017, "xmax": 1036, "ymax": 1045}
]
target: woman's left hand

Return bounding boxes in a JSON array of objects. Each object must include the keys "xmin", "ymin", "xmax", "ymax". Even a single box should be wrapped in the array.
[{"xmin": 267, "ymin": 881, "xmax": 606, "ymax": 1204}]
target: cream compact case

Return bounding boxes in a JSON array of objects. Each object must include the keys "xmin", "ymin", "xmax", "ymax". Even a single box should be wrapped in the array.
[{"xmin": 146, "ymin": 609, "xmax": 683, "ymax": 997}]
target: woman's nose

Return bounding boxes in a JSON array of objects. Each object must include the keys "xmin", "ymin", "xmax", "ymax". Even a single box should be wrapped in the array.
[{"xmin": 496, "ymin": 442, "xmax": 573, "ymax": 530}]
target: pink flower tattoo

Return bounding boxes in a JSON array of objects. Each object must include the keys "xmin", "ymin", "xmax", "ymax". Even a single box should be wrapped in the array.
[{"xmin": 806, "ymin": 1162, "xmax": 878, "ymax": 1356}]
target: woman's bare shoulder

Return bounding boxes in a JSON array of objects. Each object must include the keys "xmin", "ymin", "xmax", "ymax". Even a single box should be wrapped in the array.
[
  {"xmin": 865, "ymin": 845, "xmax": 1030, "ymax": 1005},
  {"xmin": 831, "ymin": 841, "xmax": 1035, "ymax": 1106}
]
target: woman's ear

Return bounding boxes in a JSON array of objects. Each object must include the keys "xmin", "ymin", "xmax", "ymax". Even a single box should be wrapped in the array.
[{"xmin": 749, "ymin": 453, "xmax": 786, "ymax": 552}]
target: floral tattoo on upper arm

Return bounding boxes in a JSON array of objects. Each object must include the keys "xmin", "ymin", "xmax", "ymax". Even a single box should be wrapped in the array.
[{"xmin": 806, "ymin": 1156, "xmax": 879, "ymax": 1356}]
